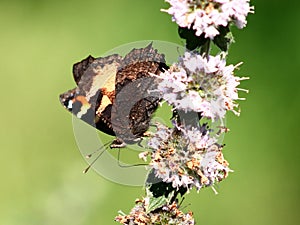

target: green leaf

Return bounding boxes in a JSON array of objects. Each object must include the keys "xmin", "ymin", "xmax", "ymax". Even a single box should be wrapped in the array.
[
  {"xmin": 146, "ymin": 195, "xmax": 168, "ymax": 213},
  {"xmin": 213, "ymin": 26, "xmax": 234, "ymax": 52},
  {"xmin": 146, "ymin": 170, "xmax": 188, "ymax": 202},
  {"xmin": 178, "ymin": 26, "xmax": 208, "ymax": 51}
]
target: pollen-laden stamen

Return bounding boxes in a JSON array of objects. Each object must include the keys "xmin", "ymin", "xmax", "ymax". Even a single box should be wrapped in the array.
[
  {"xmin": 216, "ymin": 151, "xmax": 229, "ymax": 167},
  {"xmin": 153, "ymin": 150, "xmax": 162, "ymax": 162},
  {"xmin": 167, "ymin": 147, "xmax": 176, "ymax": 156},
  {"xmin": 186, "ymin": 158, "xmax": 200, "ymax": 170},
  {"xmin": 197, "ymin": 169, "xmax": 209, "ymax": 185},
  {"xmin": 205, "ymin": 2, "xmax": 215, "ymax": 14}
]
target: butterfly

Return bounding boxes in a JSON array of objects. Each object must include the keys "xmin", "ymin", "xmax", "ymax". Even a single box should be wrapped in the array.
[{"xmin": 59, "ymin": 44, "xmax": 167, "ymax": 148}]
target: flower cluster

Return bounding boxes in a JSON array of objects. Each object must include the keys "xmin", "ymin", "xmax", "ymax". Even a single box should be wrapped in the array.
[
  {"xmin": 153, "ymin": 52, "xmax": 247, "ymax": 121},
  {"xmin": 142, "ymin": 123, "xmax": 231, "ymax": 191},
  {"xmin": 115, "ymin": 198, "xmax": 194, "ymax": 225},
  {"xmin": 115, "ymin": 1, "xmax": 253, "ymax": 223},
  {"xmin": 162, "ymin": 0, "xmax": 254, "ymax": 39}
]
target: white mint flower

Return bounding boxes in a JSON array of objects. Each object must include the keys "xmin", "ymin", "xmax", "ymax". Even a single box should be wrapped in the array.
[
  {"xmin": 162, "ymin": 0, "xmax": 254, "ymax": 39},
  {"xmin": 147, "ymin": 123, "xmax": 231, "ymax": 191},
  {"xmin": 154, "ymin": 52, "xmax": 247, "ymax": 121}
]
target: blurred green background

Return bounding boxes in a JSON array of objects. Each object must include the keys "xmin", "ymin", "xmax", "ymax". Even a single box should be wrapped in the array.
[{"xmin": 0, "ymin": 0, "xmax": 299, "ymax": 224}]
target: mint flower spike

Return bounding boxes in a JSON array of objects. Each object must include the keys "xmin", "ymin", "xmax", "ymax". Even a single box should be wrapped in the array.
[
  {"xmin": 162, "ymin": 0, "xmax": 254, "ymax": 39},
  {"xmin": 147, "ymin": 123, "xmax": 232, "ymax": 192},
  {"xmin": 115, "ymin": 197, "xmax": 195, "ymax": 225},
  {"xmin": 151, "ymin": 52, "xmax": 247, "ymax": 121}
]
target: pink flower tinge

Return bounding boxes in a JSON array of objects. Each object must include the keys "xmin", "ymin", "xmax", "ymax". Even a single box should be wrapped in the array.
[
  {"xmin": 152, "ymin": 52, "xmax": 248, "ymax": 121},
  {"xmin": 145, "ymin": 123, "xmax": 232, "ymax": 191},
  {"xmin": 162, "ymin": 0, "xmax": 254, "ymax": 39}
]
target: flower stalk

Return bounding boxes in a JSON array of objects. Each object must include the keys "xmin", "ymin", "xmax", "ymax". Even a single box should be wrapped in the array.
[{"xmin": 115, "ymin": 1, "xmax": 254, "ymax": 224}]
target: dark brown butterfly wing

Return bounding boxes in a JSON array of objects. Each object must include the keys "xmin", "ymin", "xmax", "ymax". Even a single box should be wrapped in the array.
[
  {"xmin": 111, "ymin": 44, "xmax": 167, "ymax": 144},
  {"xmin": 59, "ymin": 44, "xmax": 167, "ymax": 146}
]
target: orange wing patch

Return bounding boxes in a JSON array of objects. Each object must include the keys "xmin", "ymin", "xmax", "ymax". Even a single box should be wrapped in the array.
[{"xmin": 74, "ymin": 95, "xmax": 91, "ymax": 119}]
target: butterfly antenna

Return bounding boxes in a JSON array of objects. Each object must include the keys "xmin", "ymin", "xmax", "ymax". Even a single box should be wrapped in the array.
[
  {"xmin": 85, "ymin": 142, "xmax": 110, "ymax": 158},
  {"xmin": 83, "ymin": 142, "xmax": 111, "ymax": 173},
  {"xmin": 116, "ymin": 148, "xmax": 148, "ymax": 168}
]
